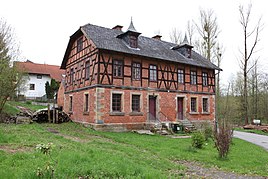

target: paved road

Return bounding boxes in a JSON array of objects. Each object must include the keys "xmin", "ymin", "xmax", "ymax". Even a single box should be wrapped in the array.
[{"xmin": 233, "ymin": 131, "xmax": 268, "ymax": 151}]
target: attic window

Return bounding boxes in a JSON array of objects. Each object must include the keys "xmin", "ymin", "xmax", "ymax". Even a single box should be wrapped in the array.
[
  {"xmin": 129, "ymin": 36, "xmax": 137, "ymax": 48},
  {"xmin": 77, "ymin": 37, "xmax": 83, "ymax": 52}
]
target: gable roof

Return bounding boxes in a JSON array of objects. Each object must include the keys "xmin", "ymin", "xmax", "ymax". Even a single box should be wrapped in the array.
[
  {"xmin": 16, "ymin": 61, "xmax": 65, "ymax": 82},
  {"xmin": 61, "ymin": 23, "xmax": 221, "ymax": 71}
]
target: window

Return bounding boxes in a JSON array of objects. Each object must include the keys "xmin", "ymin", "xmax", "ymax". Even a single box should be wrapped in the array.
[
  {"xmin": 69, "ymin": 96, "xmax": 73, "ymax": 112},
  {"xmin": 202, "ymin": 98, "xmax": 209, "ymax": 113},
  {"xmin": 37, "ymin": 74, "xmax": 42, "ymax": 79},
  {"xmin": 85, "ymin": 61, "xmax": 90, "ymax": 80},
  {"xmin": 202, "ymin": 72, "xmax": 208, "ymax": 86},
  {"xmin": 149, "ymin": 65, "xmax": 157, "ymax": 81},
  {"xmin": 112, "ymin": 93, "xmax": 122, "ymax": 112},
  {"xmin": 29, "ymin": 84, "xmax": 35, "ymax": 90},
  {"xmin": 113, "ymin": 60, "xmax": 123, "ymax": 77},
  {"xmin": 190, "ymin": 71, "xmax": 197, "ymax": 85},
  {"xmin": 77, "ymin": 37, "xmax": 83, "ymax": 52},
  {"xmin": 129, "ymin": 36, "xmax": 137, "ymax": 48},
  {"xmin": 84, "ymin": 94, "xmax": 89, "ymax": 112},
  {"xmin": 132, "ymin": 62, "xmax": 141, "ymax": 80},
  {"xmin": 178, "ymin": 69, "xmax": 184, "ymax": 84},
  {"xmin": 132, "ymin": 95, "xmax": 140, "ymax": 112},
  {"xmin": 190, "ymin": 97, "xmax": 197, "ymax": 112},
  {"xmin": 70, "ymin": 68, "xmax": 74, "ymax": 84}
]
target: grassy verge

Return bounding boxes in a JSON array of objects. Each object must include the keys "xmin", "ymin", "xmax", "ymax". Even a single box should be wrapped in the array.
[
  {"xmin": 0, "ymin": 123, "xmax": 268, "ymax": 178},
  {"xmin": 3, "ymin": 101, "xmax": 46, "ymax": 116},
  {"xmin": 235, "ymin": 127, "xmax": 268, "ymax": 136}
]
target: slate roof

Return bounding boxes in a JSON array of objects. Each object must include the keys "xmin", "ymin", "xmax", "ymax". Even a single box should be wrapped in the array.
[
  {"xmin": 62, "ymin": 23, "xmax": 221, "ymax": 71},
  {"xmin": 16, "ymin": 61, "xmax": 65, "ymax": 82}
]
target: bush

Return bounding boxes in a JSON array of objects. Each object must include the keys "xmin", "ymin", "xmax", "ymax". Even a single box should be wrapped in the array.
[
  {"xmin": 191, "ymin": 131, "xmax": 205, "ymax": 149},
  {"xmin": 26, "ymin": 101, "xmax": 32, "ymax": 105},
  {"xmin": 214, "ymin": 119, "xmax": 233, "ymax": 158}
]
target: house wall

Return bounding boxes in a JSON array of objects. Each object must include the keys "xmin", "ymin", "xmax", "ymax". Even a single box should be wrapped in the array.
[
  {"xmin": 65, "ymin": 87, "xmax": 215, "ymax": 124},
  {"xmin": 19, "ymin": 74, "xmax": 51, "ymax": 99}
]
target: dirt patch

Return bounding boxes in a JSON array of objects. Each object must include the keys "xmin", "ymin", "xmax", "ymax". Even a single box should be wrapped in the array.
[
  {"xmin": 0, "ymin": 145, "xmax": 32, "ymax": 153},
  {"xmin": 175, "ymin": 160, "xmax": 265, "ymax": 179}
]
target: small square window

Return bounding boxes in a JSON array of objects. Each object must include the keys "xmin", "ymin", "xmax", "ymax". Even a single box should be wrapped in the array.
[
  {"xmin": 112, "ymin": 93, "xmax": 122, "ymax": 112},
  {"xmin": 37, "ymin": 74, "xmax": 42, "ymax": 79},
  {"xmin": 29, "ymin": 84, "xmax": 35, "ymax": 90},
  {"xmin": 132, "ymin": 95, "xmax": 140, "ymax": 112},
  {"xmin": 203, "ymin": 98, "xmax": 209, "ymax": 113},
  {"xmin": 190, "ymin": 97, "xmax": 197, "ymax": 112}
]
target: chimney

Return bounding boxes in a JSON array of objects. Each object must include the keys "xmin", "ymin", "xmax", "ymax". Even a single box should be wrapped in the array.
[
  {"xmin": 112, "ymin": 25, "xmax": 123, "ymax": 31},
  {"xmin": 152, "ymin": 35, "xmax": 162, "ymax": 40}
]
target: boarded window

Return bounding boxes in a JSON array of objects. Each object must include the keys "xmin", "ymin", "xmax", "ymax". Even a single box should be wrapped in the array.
[
  {"xmin": 113, "ymin": 60, "xmax": 123, "ymax": 77},
  {"xmin": 190, "ymin": 97, "xmax": 197, "ymax": 112},
  {"xmin": 84, "ymin": 94, "xmax": 89, "ymax": 112},
  {"xmin": 190, "ymin": 71, "xmax": 197, "ymax": 85},
  {"xmin": 203, "ymin": 98, "xmax": 208, "ymax": 113},
  {"xmin": 132, "ymin": 62, "xmax": 141, "ymax": 80},
  {"xmin": 77, "ymin": 37, "xmax": 83, "ymax": 52},
  {"xmin": 29, "ymin": 84, "xmax": 35, "ymax": 90},
  {"xmin": 132, "ymin": 94, "xmax": 140, "ymax": 112},
  {"xmin": 69, "ymin": 96, "xmax": 73, "ymax": 112},
  {"xmin": 149, "ymin": 65, "xmax": 157, "ymax": 81},
  {"xmin": 112, "ymin": 93, "xmax": 122, "ymax": 112},
  {"xmin": 178, "ymin": 69, "xmax": 184, "ymax": 84},
  {"xmin": 202, "ymin": 72, "xmax": 208, "ymax": 86},
  {"xmin": 85, "ymin": 61, "xmax": 90, "ymax": 80}
]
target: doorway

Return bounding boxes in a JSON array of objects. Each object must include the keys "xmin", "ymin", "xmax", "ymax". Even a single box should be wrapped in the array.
[
  {"xmin": 177, "ymin": 97, "xmax": 184, "ymax": 120},
  {"xmin": 149, "ymin": 95, "xmax": 157, "ymax": 121}
]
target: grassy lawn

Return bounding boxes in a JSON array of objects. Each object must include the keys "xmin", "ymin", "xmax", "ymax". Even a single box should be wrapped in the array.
[
  {"xmin": 235, "ymin": 128, "xmax": 268, "ymax": 136},
  {"xmin": 0, "ymin": 123, "xmax": 268, "ymax": 178},
  {"xmin": 3, "ymin": 101, "xmax": 46, "ymax": 116}
]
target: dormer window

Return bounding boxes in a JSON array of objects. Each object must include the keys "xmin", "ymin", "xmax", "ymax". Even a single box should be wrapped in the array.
[
  {"xmin": 129, "ymin": 36, "xmax": 137, "ymax": 48},
  {"xmin": 116, "ymin": 18, "xmax": 141, "ymax": 49}
]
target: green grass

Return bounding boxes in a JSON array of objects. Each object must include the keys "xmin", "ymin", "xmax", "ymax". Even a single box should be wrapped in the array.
[
  {"xmin": 235, "ymin": 128, "xmax": 268, "ymax": 136},
  {"xmin": 3, "ymin": 101, "xmax": 46, "ymax": 115},
  {"xmin": 0, "ymin": 123, "xmax": 268, "ymax": 178}
]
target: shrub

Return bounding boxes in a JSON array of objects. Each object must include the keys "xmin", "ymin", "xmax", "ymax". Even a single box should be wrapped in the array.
[
  {"xmin": 26, "ymin": 101, "xmax": 32, "ymax": 105},
  {"xmin": 191, "ymin": 131, "xmax": 205, "ymax": 149},
  {"xmin": 214, "ymin": 119, "xmax": 233, "ymax": 158},
  {"xmin": 203, "ymin": 122, "xmax": 213, "ymax": 141}
]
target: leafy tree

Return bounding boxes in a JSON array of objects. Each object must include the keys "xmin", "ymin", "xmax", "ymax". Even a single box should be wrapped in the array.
[
  {"xmin": 45, "ymin": 79, "xmax": 59, "ymax": 99},
  {"xmin": 0, "ymin": 18, "xmax": 24, "ymax": 115}
]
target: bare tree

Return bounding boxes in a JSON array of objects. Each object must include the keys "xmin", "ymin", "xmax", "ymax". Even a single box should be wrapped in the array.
[
  {"xmin": 186, "ymin": 20, "xmax": 195, "ymax": 45},
  {"xmin": 238, "ymin": 4, "xmax": 262, "ymax": 125},
  {"xmin": 0, "ymin": 18, "xmax": 24, "ymax": 115},
  {"xmin": 169, "ymin": 27, "xmax": 182, "ymax": 44},
  {"xmin": 195, "ymin": 9, "xmax": 219, "ymax": 62}
]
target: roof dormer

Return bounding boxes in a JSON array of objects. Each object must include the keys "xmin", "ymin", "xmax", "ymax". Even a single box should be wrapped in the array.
[
  {"xmin": 172, "ymin": 35, "xmax": 193, "ymax": 58},
  {"xmin": 117, "ymin": 18, "xmax": 141, "ymax": 49}
]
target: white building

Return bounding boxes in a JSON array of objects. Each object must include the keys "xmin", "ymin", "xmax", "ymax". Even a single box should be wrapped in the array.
[{"xmin": 16, "ymin": 60, "xmax": 64, "ymax": 100}]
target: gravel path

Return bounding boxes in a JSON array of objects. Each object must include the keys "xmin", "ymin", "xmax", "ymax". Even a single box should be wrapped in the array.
[{"xmin": 233, "ymin": 131, "xmax": 268, "ymax": 151}]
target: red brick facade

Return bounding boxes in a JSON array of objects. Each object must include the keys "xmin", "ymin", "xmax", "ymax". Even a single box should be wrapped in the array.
[{"xmin": 60, "ymin": 23, "xmax": 218, "ymax": 129}]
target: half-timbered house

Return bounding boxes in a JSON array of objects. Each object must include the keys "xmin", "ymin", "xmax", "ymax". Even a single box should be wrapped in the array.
[{"xmin": 59, "ymin": 20, "xmax": 221, "ymax": 131}]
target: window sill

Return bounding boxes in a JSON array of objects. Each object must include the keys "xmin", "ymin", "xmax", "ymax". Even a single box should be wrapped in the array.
[
  {"xmin": 129, "ymin": 112, "xmax": 143, "ymax": 116},
  {"xmin": 109, "ymin": 112, "xmax": 125, "ymax": 116},
  {"xmin": 189, "ymin": 112, "xmax": 199, "ymax": 115},
  {"xmin": 68, "ymin": 111, "xmax": 73, "ymax": 115},
  {"xmin": 113, "ymin": 76, "xmax": 123, "ymax": 79},
  {"xmin": 202, "ymin": 112, "xmax": 210, "ymax": 115},
  {"xmin": 149, "ymin": 80, "xmax": 157, "ymax": 83},
  {"xmin": 83, "ymin": 111, "xmax": 89, "ymax": 115}
]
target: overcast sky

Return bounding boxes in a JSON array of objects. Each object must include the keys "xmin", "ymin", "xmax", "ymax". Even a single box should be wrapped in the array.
[{"xmin": 1, "ymin": 0, "xmax": 267, "ymax": 85}]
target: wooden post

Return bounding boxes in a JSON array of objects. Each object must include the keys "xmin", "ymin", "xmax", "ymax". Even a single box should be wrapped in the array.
[
  {"xmin": 48, "ymin": 104, "xmax": 51, "ymax": 123},
  {"xmin": 56, "ymin": 109, "xmax": 58, "ymax": 123},
  {"xmin": 53, "ymin": 102, "xmax": 55, "ymax": 123}
]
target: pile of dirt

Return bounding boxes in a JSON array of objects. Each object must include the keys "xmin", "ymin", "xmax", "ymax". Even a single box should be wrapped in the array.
[{"xmin": 243, "ymin": 124, "xmax": 268, "ymax": 133}]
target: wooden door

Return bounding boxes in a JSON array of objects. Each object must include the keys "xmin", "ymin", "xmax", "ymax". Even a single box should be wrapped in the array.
[
  {"xmin": 177, "ymin": 97, "xmax": 184, "ymax": 120},
  {"xmin": 149, "ymin": 96, "xmax": 157, "ymax": 120}
]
